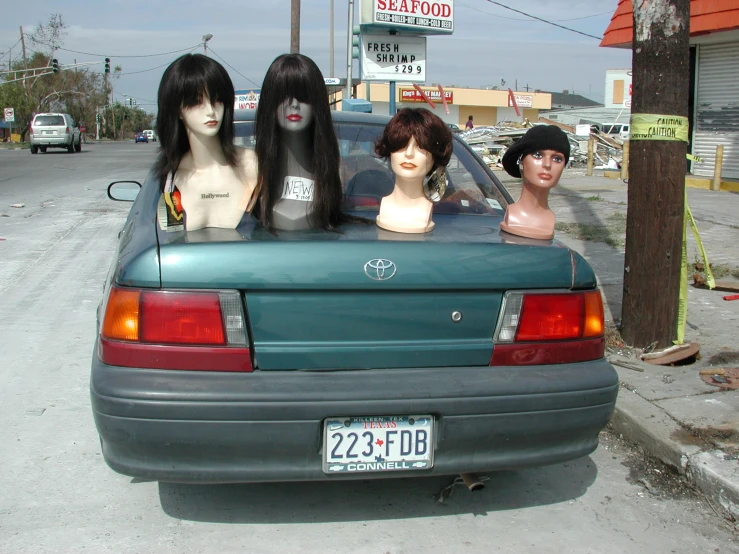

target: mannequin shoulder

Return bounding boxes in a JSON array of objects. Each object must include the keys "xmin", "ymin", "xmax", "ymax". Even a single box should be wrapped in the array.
[{"xmin": 236, "ymin": 146, "xmax": 258, "ymax": 174}]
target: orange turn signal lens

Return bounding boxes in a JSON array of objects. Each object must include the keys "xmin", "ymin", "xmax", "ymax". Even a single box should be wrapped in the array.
[
  {"xmin": 583, "ymin": 290, "xmax": 605, "ymax": 338},
  {"xmin": 101, "ymin": 287, "xmax": 140, "ymax": 341}
]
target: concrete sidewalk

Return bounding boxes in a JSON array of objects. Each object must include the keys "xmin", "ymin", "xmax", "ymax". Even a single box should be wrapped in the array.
[{"xmin": 497, "ymin": 169, "xmax": 739, "ymax": 520}]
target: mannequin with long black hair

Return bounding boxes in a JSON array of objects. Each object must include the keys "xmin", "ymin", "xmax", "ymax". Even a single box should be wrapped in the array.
[
  {"xmin": 254, "ymin": 53, "xmax": 350, "ymax": 232},
  {"xmin": 153, "ymin": 53, "xmax": 257, "ymax": 231}
]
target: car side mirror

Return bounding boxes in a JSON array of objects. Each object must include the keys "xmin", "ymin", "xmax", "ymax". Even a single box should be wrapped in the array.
[{"xmin": 108, "ymin": 181, "xmax": 142, "ymax": 202}]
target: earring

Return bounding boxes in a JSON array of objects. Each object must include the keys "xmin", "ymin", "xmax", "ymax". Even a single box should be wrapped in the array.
[{"xmin": 423, "ymin": 166, "xmax": 448, "ymax": 203}]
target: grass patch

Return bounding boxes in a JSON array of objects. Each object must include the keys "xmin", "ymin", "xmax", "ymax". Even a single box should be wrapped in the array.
[
  {"xmin": 555, "ymin": 213, "xmax": 627, "ymax": 248},
  {"xmin": 585, "ymin": 195, "xmax": 604, "ymax": 201},
  {"xmin": 692, "ymin": 261, "xmax": 739, "ymax": 280}
]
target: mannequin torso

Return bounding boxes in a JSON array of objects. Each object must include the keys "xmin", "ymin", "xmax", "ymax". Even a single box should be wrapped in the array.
[
  {"xmin": 376, "ymin": 182, "xmax": 434, "ymax": 233},
  {"xmin": 499, "ymin": 181, "xmax": 555, "ymax": 239},
  {"xmin": 272, "ymin": 127, "xmax": 315, "ymax": 231},
  {"xmin": 174, "ymin": 147, "xmax": 257, "ymax": 231}
]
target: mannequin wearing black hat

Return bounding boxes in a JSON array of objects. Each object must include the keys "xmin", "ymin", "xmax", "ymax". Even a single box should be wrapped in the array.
[{"xmin": 499, "ymin": 125, "xmax": 570, "ymax": 240}]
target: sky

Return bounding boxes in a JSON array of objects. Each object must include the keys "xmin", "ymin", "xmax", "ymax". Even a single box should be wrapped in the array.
[{"xmin": 0, "ymin": 0, "xmax": 632, "ymax": 114}]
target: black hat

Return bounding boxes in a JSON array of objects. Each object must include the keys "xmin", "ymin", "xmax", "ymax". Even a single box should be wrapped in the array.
[{"xmin": 501, "ymin": 125, "xmax": 571, "ymax": 178}]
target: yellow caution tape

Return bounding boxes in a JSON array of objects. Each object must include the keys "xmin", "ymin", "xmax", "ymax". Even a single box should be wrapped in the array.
[
  {"xmin": 686, "ymin": 153, "xmax": 703, "ymax": 163},
  {"xmin": 676, "ymin": 189, "xmax": 715, "ymax": 345},
  {"xmin": 630, "ymin": 114, "xmax": 689, "ymax": 142}
]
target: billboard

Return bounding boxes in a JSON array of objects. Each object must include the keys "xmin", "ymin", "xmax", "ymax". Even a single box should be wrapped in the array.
[
  {"xmin": 360, "ymin": 0, "xmax": 454, "ymax": 35},
  {"xmin": 234, "ymin": 89, "xmax": 260, "ymax": 110}
]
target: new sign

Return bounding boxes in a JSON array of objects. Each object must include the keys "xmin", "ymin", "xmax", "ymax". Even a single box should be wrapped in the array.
[
  {"xmin": 360, "ymin": 0, "xmax": 454, "ymax": 35},
  {"xmin": 361, "ymin": 34, "xmax": 426, "ymax": 82}
]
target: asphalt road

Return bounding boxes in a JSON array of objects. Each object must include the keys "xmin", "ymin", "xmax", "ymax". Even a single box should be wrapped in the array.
[{"xmin": 0, "ymin": 142, "xmax": 737, "ymax": 553}]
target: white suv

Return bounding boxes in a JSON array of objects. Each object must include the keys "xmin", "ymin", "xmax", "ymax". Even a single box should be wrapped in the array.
[{"xmin": 30, "ymin": 113, "xmax": 81, "ymax": 154}]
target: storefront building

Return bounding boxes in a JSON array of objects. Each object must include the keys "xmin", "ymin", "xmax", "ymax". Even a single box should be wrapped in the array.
[
  {"xmin": 346, "ymin": 84, "xmax": 551, "ymax": 127},
  {"xmin": 601, "ymin": 0, "xmax": 739, "ymax": 178}
]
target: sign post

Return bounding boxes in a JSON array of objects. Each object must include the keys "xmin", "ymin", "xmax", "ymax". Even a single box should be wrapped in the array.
[{"xmin": 4, "ymin": 108, "xmax": 15, "ymax": 143}]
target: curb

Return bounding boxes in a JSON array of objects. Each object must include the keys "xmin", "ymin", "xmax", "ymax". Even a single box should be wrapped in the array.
[{"xmin": 611, "ymin": 387, "xmax": 739, "ymax": 519}]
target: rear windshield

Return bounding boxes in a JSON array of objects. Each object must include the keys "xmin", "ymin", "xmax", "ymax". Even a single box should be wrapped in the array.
[
  {"xmin": 34, "ymin": 115, "xmax": 65, "ymax": 126},
  {"xmin": 234, "ymin": 120, "xmax": 509, "ymax": 216}
]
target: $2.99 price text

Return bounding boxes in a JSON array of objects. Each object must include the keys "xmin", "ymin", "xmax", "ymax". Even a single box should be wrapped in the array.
[{"xmin": 395, "ymin": 65, "xmax": 422, "ymax": 74}]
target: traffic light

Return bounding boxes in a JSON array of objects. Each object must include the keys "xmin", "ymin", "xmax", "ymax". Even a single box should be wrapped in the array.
[
  {"xmin": 351, "ymin": 25, "xmax": 361, "ymax": 60},
  {"xmin": 95, "ymin": 113, "xmax": 101, "ymax": 124},
  {"xmin": 52, "ymin": 59, "xmax": 58, "ymax": 73},
  {"xmin": 104, "ymin": 58, "xmax": 110, "ymax": 74}
]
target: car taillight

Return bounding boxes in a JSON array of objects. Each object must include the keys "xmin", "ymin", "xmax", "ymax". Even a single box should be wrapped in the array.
[
  {"xmin": 490, "ymin": 290, "xmax": 605, "ymax": 366},
  {"xmin": 29, "ymin": 126, "xmax": 33, "ymax": 135},
  {"xmin": 99, "ymin": 286, "xmax": 252, "ymax": 371}
]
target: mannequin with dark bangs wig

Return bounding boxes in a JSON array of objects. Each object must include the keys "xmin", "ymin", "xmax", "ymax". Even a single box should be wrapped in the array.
[
  {"xmin": 153, "ymin": 53, "xmax": 238, "ymax": 189},
  {"xmin": 254, "ymin": 53, "xmax": 349, "ymax": 231}
]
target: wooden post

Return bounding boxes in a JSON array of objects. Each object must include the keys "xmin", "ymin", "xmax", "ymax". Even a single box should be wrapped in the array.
[
  {"xmin": 586, "ymin": 137, "xmax": 594, "ymax": 176},
  {"xmin": 620, "ymin": 140, "xmax": 630, "ymax": 180},
  {"xmin": 712, "ymin": 144, "xmax": 724, "ymax": 191},
  {"xmin": 621, "ymin": 0, "xmax": 690, "ymax": 349},
  {"xmin": 290, "ymin": 0, "xmax": 300, "ymax": 53}
]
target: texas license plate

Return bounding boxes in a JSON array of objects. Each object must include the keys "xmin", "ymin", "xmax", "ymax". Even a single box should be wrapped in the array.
[{"xmin": 323, "ymin": 415, "xmax": 434, "ymax": 474}]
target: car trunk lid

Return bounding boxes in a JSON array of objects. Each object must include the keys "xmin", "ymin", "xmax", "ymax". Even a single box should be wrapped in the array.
[{"xmin": 157, "ymin": 218, "xmax": 578, "ymax": 370}]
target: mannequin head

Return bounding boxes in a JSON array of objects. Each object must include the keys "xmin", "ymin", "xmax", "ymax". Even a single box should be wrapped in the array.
[
  {"xmin": 276, "ymin": 98, "xmax": 314, "ymax": 132},
  {"xmin": 519, "ymin": 149, "xmax": 566, "ymax": 190},
  {"xmin": 375, "ymin": 108, "xmax": 453, "ymax": 175},
  {"xmin": 389, "ymin": 136, "xmax": 434, "ymax": 182},
  {"xmin": 501, "ymin": 125, "xmax": 570, "ymax": 183},
  {"xmin": 255, "ymin": 53, "xmax": 345, "ymax": 231},
  {"xmin": 153, "ymin": 53, "xmax": 237, "ymax": 189}
]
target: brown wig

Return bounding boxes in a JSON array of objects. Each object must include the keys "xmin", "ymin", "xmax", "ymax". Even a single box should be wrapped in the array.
[
  {"xmin": 375, "ymin": 108, "xmax": 453, "ymax": 171},
  {"xmin": 153, "ymin": 53, "xmax": 237, "ymax": 191},
  {"xmin": 254, "ymin": 53, "xmax": 349, "ymax": 231}
]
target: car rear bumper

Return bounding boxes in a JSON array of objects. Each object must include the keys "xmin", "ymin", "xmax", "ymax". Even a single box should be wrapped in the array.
[
  {"xmin": 90, "ymin": 349, "xmax": 618, "ymax": 483},
  {"xmin": 31, "ymin": 135, "xmax": 72, "ymax": 146}
]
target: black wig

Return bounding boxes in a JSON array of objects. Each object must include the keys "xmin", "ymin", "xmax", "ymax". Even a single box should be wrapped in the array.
[
  {"xmin": 254, "ymin": 53, "xmax": 348, "ymax": 231},
  {"xmin": 153, "ymin": 53, "xmax": 237, "ymax": 190}
]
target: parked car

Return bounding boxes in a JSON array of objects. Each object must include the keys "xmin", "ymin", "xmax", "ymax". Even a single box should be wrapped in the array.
[
  {"xmin": 91, "ymin": 110, "xmax": 618, "ymax": 484},
  {"xmin": 29, "ymin": 113, "xmax": 81, "ymax": 154},
  {"xmin": 134, "ymin": 132, "xmax": 148, "ymax": 143},
  {"xmin": 142, "ymin": 129, "xmax": 156, "ymax": 142},
  {"xmin": 447, "ymin": 123, "xmax": 462, "ymax": 133},
  {"xmin": 602, "ymin": 123, "xmax": 630, "ymax": 140}
]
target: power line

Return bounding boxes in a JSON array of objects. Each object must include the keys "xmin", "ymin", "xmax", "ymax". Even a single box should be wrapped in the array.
[
  {"xmin": 0, "ymin": 37, "xmax": 23, "ymax": 58},
  {"xmin": 481, "ymin": 0, "xmax": 603, "ymax": 40},
  {"xmin": 28, "ymin": 38, "xmax": 204, "ymax": 58},
  {"xmin": 208, "ymin": 47, "xmax": 261, "ymax": 89},
  {"xmin": 116, "ymin": 61, "xmax": 178, "ymax": 76},
  {"xmin": 459, "ymin": 2, "xmax": 612, "ymax": 22}
]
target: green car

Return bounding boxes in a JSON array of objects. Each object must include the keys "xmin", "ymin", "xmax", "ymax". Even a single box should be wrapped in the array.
[{"xmin": 91, "ymin": 111, "xmax": 618, "ymax": 483}]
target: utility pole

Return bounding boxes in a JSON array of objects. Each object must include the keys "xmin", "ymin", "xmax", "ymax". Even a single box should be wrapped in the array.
[
  {"xmin": 330, "ymin": 0, "xmax": 334, "ymax": 78},
  {"xmin": 344, "ymin": 0, "xmax": 355, "ymax": 102},
  {"xmin": 20, "ymin": 26, "xmax": 28, "ymax": 92},
  {"xmin": 621, "ymin": 0, "xmax": 690, "ymax": 348},
  {"xmin": 291, "ymin": 0, "xmax": 300, "ymax": 53}
]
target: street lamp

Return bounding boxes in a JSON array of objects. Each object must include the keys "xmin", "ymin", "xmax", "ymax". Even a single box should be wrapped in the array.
[{"xmin": 202, "ymin": 34, "xmax": 213, "ymax": 54}]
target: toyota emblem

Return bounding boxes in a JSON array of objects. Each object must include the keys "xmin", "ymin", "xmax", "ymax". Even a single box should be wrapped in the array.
[{"xmin": 364, "ymin": 259, "xmax": 397, "ymax": 281}]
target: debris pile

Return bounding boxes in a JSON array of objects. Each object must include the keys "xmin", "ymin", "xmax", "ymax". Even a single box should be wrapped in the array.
[{"xmin": 457, "ymin": 117, "xmax": 625, "ymax": 171}]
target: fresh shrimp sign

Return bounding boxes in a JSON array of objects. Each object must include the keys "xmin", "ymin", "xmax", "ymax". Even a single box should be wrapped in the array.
[{"xmin": 360, "ymin": 0, "xmax": 454, "ymax": 34}]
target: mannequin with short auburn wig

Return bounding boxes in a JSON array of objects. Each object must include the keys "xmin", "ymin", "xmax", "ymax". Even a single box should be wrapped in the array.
[
  {"xmin": 374, "ymin": 108, "xmax": 452, "ymax": 233},
  {"xmin": 254, "ymin": 53, "xmax": 351, "ymax": 232},
  {"xmin": 153, "ymin": 53, "xmax": 257, "ymax": 231}
]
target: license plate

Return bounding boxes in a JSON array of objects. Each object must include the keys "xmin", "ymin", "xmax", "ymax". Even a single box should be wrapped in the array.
[
  {"xmin": 43, "ymin": 131, "xmax": 54, "ymax": 135},
  {"xmin": 323, "ymin": 415, "xmax": 434, "ymax": 474}
]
